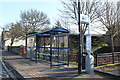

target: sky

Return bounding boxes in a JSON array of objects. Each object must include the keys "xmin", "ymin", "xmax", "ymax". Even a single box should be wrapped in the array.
[
  {"xmin": 0, "ymin": 0, "xmax": 63, "ymax": 33},
  {"xmin": 0, "ymin": 0, "xmax": 119, "ymax": 34}
]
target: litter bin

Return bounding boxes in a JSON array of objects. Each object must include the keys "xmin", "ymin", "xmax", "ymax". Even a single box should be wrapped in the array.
[
  {"xmin": 85, "ymin": 53, "xmax": 94, "ymax": 73},
  {"xmin": 82, "ymin": 52, "xmax": 88, "ymax": 69}
]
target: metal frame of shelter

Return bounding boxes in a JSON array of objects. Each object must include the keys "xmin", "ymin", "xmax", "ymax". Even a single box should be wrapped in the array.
[{"xmin": 26, "ymin": 28, "xmax": 70, "ymax": 68}]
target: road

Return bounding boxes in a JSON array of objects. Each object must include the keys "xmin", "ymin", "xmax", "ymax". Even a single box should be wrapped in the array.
[
  {"xmin": 0, "ymin": 49, "xmax": 14, "ymax": 79},
  {"xmin": 0, "ymin": 49, "xmax": 10, "ymax": 79},
  {"xmin": 1, "ymin": 61, "xmax": 11, "ymax": 78}
]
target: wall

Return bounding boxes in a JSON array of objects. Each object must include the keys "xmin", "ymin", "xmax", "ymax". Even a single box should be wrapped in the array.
[{"xmin": 8, "ymin": 46, "xmax": 23, "ymax": 55}]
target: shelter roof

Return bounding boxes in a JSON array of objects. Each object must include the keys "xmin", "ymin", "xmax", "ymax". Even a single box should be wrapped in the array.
[
  {"xmin": 27, "ymin": 28, "xmax": 70, "ymax": 37},
  {"xmin": 40, "ymin": 28, "xmax": 70, "ymax": 34}
]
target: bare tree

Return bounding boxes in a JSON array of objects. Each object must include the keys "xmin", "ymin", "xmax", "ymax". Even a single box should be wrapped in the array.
[
  {"xmin": 60, "ymin": 0, "xmax": 101, "ymax": 24},
  {"xmin": 60, "ymin": 15, "xmax": 71, "ymax": 30},
  {"xmin": 117, "ymin": 1, "xmax": 120, "ymax": 34},
  {"xmin": 96, "ymin": 1, "xmax": 120, "ymax": 52},
  {"xmin": 20, "ymin": 9, "xmax": 50, "ymax": 36},
  {"xmin": 5, "ymin": 22, "xmax": 22, "ymax": 46},
  {"xmin": 116, "ymin": 1, "xmax": 120, "ymax": 46},
  {"xmin": 54, "ymin": 20, "xmax": 63, "ymax": 28},
  {"xmin": 59, "ymin": 0, "xmax": 101, "ymax": 51}
]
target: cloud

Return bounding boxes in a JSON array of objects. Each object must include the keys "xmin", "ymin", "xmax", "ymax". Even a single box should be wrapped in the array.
[{"xmin": 0, "ymin": 0, "xmax": 58, "ymax": 2}]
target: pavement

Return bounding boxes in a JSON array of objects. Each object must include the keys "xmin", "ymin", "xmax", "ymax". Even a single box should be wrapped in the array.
[
  {"xmin": 0, "ymin": 49, "xmax": 2, "ymax": 80},
  {"xmin": 1, "ymin": 49, "xmax": 120, "ymax": 79}
]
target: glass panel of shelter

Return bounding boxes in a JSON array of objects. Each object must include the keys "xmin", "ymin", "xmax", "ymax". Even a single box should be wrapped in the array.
[
  {"xmin": 27, "ymin": 29, "xmax": 70, "ymax": 68},
  {"xmin": 36, "ymin": 34, "xmax": 68, "ymax": 67},
  {"xmin": 26, "ymin": 36, "xmax": 36, "ymax": 60}
]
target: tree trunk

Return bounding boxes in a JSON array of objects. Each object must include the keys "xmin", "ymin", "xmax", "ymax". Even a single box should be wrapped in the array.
[
  {"xmin": 110, "ymin": 34, "xmax": 114, "ymax": 64},
  {"xmin": 80, "ymin": 32, "xmax": 85, "ymax": 53},
  {"xmin": 110, "ymin": 35, "xmax": 114, "ymax": 52},
  {"xmin": 10, "ymin": 38, "xmax": 14, "ymax": 46},
  {"xmin": 81, "ymin": 34, "xmax": 85, "ymax": 52}
]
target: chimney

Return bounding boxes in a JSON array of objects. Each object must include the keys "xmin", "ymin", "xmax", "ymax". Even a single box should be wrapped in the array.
[{"xmin": 1, "ymin": 28, "xmax": 9, "ymax": 41}]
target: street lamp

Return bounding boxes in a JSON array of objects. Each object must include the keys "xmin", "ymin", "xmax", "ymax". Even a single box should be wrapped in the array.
[
  {"xmin": 77, "ymin": 0, "xmax": 90, "ymax": 74},
  {"xmin": 78, "ymin": 0, "xmax": 82, "ymax": 74}
]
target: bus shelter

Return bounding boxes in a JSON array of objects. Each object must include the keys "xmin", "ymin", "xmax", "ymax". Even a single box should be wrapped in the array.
[{"xmin": 26, "ymin": 28, "xmax": 70, "ymax": 68}]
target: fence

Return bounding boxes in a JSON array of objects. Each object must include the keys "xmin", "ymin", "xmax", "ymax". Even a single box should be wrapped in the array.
[
  {"xmin": 94, "ymin": 52, "xmax": 120, "ymax": 66},
  {"xmin": 70, "ymin": 52, "xmax": 120, "ymax": 67},
  {"xmin": 7, "ymin": 46, "xmax": 120, "ymax": 67}
]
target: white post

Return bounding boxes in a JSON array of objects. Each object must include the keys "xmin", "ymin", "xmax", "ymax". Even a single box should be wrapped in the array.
[
  {"xmin": 86, "ymin": 14, "xmax": 91, "ymax": 53},
  {"xmin": 88, "ymin": 14, "xmax": 90, "ymax": 35},
  {"xmin": 85, "ymin": 14, "xmax": 94, "ymax": 74}
]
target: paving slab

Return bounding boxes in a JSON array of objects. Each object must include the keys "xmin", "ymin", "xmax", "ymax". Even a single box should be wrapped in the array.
[{"xmin": 1, "ymin": 49, "xmax": 119, "ymax": 79}]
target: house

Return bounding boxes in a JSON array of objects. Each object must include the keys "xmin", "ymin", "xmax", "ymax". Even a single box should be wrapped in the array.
[
  {"xmin": 1, "ymin": 30, "xmax": 25, "ymax": 50},
  {"xmin": 1, "ymin": 30, "xmax": 9, "ymax": 49}
]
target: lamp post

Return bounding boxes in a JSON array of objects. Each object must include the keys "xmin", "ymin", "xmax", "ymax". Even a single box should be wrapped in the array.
[{"xmin": 78, "ymin": 0, "xmax": 82, "ymax": 74}]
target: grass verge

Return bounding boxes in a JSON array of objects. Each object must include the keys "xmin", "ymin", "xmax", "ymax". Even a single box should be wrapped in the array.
[{"xmin": 95, "ymin": 63, "xmax": 120, "ymax": 69}]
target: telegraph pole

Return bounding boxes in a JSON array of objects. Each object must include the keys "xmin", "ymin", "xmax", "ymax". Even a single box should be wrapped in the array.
[{"xmin": 78, "ymin": 0, "xmax": 82, "ymax": 74}]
